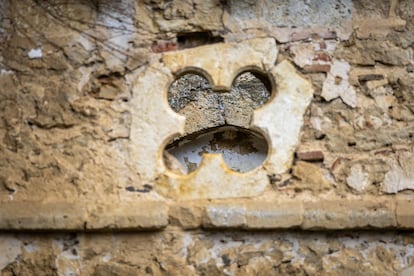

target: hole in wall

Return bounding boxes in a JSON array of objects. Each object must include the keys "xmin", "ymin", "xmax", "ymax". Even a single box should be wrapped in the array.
[
  {"xmin": 164, "ymin": 71, "xmax": 273, "ymax": 174},
  {"xmin": 165, "ymin": 125, "xmax": 268, "ymax": 173},
  {"xmin": 167, "ymin": 71, "xmax": 272, "ymax": 133},
  {"xmin": 177, "ymin": 31, "xmax": 224, "ymax": 49}
]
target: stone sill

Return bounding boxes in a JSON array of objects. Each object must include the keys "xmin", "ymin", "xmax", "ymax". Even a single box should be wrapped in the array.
[{"xmin": 0, "ymin": 196, "xmax": 412, "ymax": 231}]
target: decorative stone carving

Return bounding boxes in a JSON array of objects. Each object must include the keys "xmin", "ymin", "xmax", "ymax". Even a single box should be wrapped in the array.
[{"xmin": 130, "ymin": 38, "xmax": 314, "ymax": 199}]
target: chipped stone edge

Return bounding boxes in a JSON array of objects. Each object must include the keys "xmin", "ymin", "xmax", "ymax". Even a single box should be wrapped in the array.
[
  {"xmin": 1, "ymin": 196, "xmax": 413, "ymax": 231},
  {"xmin": 0, "ymin": 201, "xmax": 169, "ymax": 231}
]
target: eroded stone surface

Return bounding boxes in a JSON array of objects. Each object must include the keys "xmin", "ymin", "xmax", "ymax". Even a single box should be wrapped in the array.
[
  {"xmin": 1, "ymin": 0, "xmax": 414, "ymax": 273},
  {"xmin": 346, "ymin": 163, "xmax": 371, "ymax": 192},
  {"xmin": 255, "ymin": 61, "xmax": 314, "ymax": 174},
  {"xmin": 131, "ymin": 38, "xmax": 313, "ymax": 199},
  {"xmin": 2, "ymin": 231, "xmax": 414, "ymax": 275},
  {"xmin": 321, "ymin": 60, "xmax": 357, "ymax": 108},
  {"xmin": 158, "ymin": 154, "xmax": 268, "ymax": 199},
  {"xmin": 129, "ymin": 63, "xmax": 185, "ymax": 181},
  {"xmin": 167, "ymin": 72, "xmax": 271, "ymax": 134},
  {"xmin": 382, "ymin": 152, "xmax": 414, "ymax": 193},
  {"xmin": 163, "ymin": 38, "xmax": 278, "ymax": 90},
  {"xmin": 302, "ymin": 199, "xmax": 396, "ymax": 229}
]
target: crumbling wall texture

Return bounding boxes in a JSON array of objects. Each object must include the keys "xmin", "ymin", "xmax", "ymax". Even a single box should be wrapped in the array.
[{"xmin": 0, "ymin": 0, "xmax": 413, "ymax": 275}]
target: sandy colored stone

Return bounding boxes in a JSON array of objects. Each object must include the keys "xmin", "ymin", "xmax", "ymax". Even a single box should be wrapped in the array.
[
  {"xmin": 399, "ymin": 265, "xmax": 414, "ymax": 276},
  {"xmin": 292, "ymin": 161, "xmax": 331, "ymax": 191},
  {"xmin": 2, "ymin": 1, "xmax": 414, "ymax": 273},
  {"xmin": 346, "ymin": 163, "xmax": 370, "ymax": 192},
  {"xmin": 396, "ymin": 198, "xmax": 414, "ymax": 228},
  {"xmin": 255, "ymin": 60, "xmax": 314, "ymax": 175},
  {"xmin": 169, "ymin": 203, "xmax": 203, "ymax": 229},
  {"xmin": 86, "ymin": 201, "xmax": 168, "ymax": 230},
  {"xmin": 0, "ymin": 202, "xmax": 86, "ymax": 230},
  {"xmin": 147, "ymin": 0, "xmax": 223, "ymax": 32},
  {"xmin": 302, "ymin": 199, "xmax": 396, "ymax": 230},
  {"xmin": 0, "ymin": 238, "xmax": 21, "ymax": 270},
  {"xmin": 129, "ymin": 62, "xmax": 185, "ymax": 181},
  {"xmin": 225, "ymin": 0, "xmax": 352, "ymax": 39},
  {"xmin": 203, "ymin": 203, "xmax": 247, "ymax": 228},
  {"xmin": 163, "ymin": 38, "xmax": 278, "ymax": 91},
  {"xmin": 133, "ymin": 39, "xmax": 313, "ymax": 199},
  {"xmin": 244, "ymin": 201, "xmax": 303, "ymax": 229},
  {"xmin": 382, "ymin": 152, "xmax": 414, "ymax": 193},
  {"xmin": 202, "ymin": 200, "xmax": 303, "ymax": 229},
  {"xmin": 157, "ymin": 154, "xmax": 268, "ymax": 200},
  {"xmin": 336, "ymin": 40, "xmax": 413, "ymax": 66}
]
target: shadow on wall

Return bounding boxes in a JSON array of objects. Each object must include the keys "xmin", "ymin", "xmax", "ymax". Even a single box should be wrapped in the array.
[{"xmin": 164, "ymin": 72, "xmax": 273, "ymax": 174}]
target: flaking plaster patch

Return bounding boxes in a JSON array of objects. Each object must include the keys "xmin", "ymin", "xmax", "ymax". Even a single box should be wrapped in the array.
[
  {"xmin": 130, "ymin": 38, "xmax": 314, "ymax": 199},
  {"xmin": 382, "ymin": 153, "xmax": 414, "ymax": 194},
  {"xmin": 346, "ymin": 164, "xmax": 370, "ymax": 192},
  {"xmin": 322, "ymin": 60, "xmax": 357, "ymax": 108},
  {"xmin": 0, "ymin": 237, "xmax": 22, "ymax": 270},
  {"xmin": 28, "ymin": 47, "xmax": 42, "ymax": 59}
]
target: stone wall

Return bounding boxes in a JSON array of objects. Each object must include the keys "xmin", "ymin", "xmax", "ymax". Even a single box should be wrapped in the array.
[{"xmin": 0, "ymin": 0, "xmax": 413, "ymax": 274}]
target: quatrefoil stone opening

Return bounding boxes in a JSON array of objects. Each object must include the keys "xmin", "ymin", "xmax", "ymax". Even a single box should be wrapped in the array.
[{"xmin": 129, "ymin": 38, "xmax": 314, "ymax": 200}]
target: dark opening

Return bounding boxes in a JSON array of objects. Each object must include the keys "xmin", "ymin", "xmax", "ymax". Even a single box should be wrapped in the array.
[
  {"xmin": 177, "ymin": 31, "xmax": 224, "ymax": 49},
  {"xmin": 165, "ymin": 71, "xmax": 273, "ymax": 174}
]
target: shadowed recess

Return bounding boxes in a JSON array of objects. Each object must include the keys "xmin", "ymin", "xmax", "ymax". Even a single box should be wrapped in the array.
[
  {"xmin": 164, "ymin": 126, "xmax": 268, "ymax": 174},
  {"xmin": 164, "ymin": 72, "xmax": 272, "ymax": 174}
]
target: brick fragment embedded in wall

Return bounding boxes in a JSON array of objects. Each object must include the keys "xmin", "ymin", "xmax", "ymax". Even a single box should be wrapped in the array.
[
  {"xmin": 303, "ymin": 64, "xmax": 331, "ymax": 73},
  {"xmin": 151, "ymin": 41, "xmax": 178, "ymax": 53},
  {"xmin": 296, "ymin": 150, "xmax": 324, "ymax": 162}
]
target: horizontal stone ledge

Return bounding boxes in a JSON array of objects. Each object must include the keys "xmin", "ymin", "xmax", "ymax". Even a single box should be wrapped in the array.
[
  {"xmin": 0, "ymin": 201, "xmax": 169, "ymax": 231},
  {"xmin": 198, "ymin": 197, "xmax": 412, "ymax": 230},
  {"xmin": 302, "ymin": 199, "xmax": 396, "ymax": 230},
  {"xmin": 202, "ymin": 201, "xmax": 303, "ymax": 229},
  {"xmin": 0, "ymin": 196, "xmax": 413, "ymax": 231}
]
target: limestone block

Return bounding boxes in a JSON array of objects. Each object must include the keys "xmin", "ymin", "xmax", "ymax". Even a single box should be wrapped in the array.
[
  {"xmin": 245, "ymin": 201, "xmax": 303, "ymax": 229},
  {"xmin": 302, "ymin": 199, "xmax": 396, "ymax": 230},
  {"xmin": 158, "ymin": 154, "xmax": 268, "ymax": 200},
  {"xmin": 148, "ymin": 0, "xmax": 223, "ymax": 32},
  {"xmin": 0, "ymin": 202, "xmax": 86, "ymax": 230},
  {"xmin": 382, "ymin": 153, "xmax": 414, "ymax": 194},
  {"xmin": 255, "ymin": 61, "xmax": 314, "ymax": 174},
  {"xmin": 129, "ymin": 63, "xmax": 185, "ymax": 181},
  {"xmin": 202, "ymin": 200, "xmax": 303, "ymax": 229},
  {"xmin": 131, "ymin": 38, "xmax": 314, "ymax": 199},
  {"xmin": 203, "ymin": 203, "xmax": 247, "ymax": 228},
  {"xmin": 86, "ymin": 201, "xmax": 168, "ymax": 230},
  {"xmin": 169, "ymin": 203, "xmax": 203, "ymax": 229},
  {"xmin": 163, "ymin": 38, "xmax": 278, "ymax": 91},
  {"xmin": 396, "ymin": 198, "xmax": 414, "ymax": 228}
]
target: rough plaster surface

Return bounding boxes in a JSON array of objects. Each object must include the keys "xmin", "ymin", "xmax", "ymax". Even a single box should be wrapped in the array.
[
  {"xmin": 2, "ymin": 231, "xmax": 414, "ymax": 275},
  {"xmin": 0, "ymin": 0, "xmax": 414, "ymax": 274}
]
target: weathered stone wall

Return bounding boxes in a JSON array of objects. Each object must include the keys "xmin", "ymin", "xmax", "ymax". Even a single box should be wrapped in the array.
[{"xmin": 0, "ymin": 0, "xmax": 413, "ymax": 274}]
